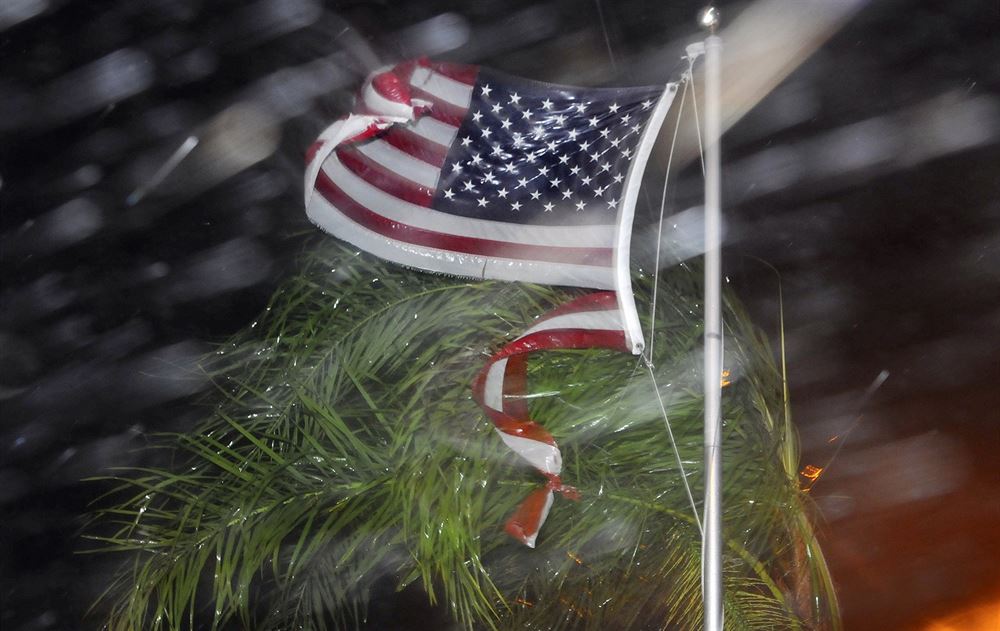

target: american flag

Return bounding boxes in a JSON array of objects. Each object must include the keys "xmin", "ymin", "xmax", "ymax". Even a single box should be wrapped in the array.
[
  {"xmin": 305, "ymin": 59, "xmax": 678, "ymax": 355},
  {"xmin": 305, "ymin": 60, "xmax": 680, "ymax": 547}
]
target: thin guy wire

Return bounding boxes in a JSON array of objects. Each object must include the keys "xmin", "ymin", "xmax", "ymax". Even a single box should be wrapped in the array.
[
  {"xmin": 646, "ymin": 75, "xmax": 690, "ymax": 365},
  {"xmin": 644, "ymin": 357, "xmax": 703, "ymax": 535}
]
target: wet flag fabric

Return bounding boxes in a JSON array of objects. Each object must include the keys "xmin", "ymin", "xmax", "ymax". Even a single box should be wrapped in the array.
[
  {"xmin": 305, "ymin": 59, "xmax": 677, "ymax": 354},
  {"xmin": 305, "ymin": 59, "xmax": 678, "ymax": 545}
]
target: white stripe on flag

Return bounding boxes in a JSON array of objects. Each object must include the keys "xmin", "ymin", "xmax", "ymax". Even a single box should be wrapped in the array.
[
  {"xmin": 494, "ymin": 429, "xmax": 562, "ymax": 475},
  {"xmin": 614, "ymin": 82, "xmax": 680, "ymax": 355},
  {"xmin": 323, "ymin": 156, "xmax": 616, "ymax": 249},
  {"xmin": 484, "ymin": 358, "xmax": 508, "ymax": 411},
  {"xmin": 307, "ymin": 191, "xmax": 617, "ymax": 289},
  {"xmin": 409, "ymin": 66, "xmax": 474, "ymax": 108},
  {"xmin": 409, "ymin": 117, "xmax": 459, "ymax": 147},
  {"xmin": 356, "ymin": 139, "xmax": 441, "ymax": 190},
  {"xmin": 522, "ymin": 309, "xmax": 624, "ymax": 337}
]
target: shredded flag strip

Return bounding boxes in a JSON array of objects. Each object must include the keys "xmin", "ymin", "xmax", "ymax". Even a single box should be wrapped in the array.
[{"xmin": 471, "ymin": 291, "xmax": 631, "ymax": 546}]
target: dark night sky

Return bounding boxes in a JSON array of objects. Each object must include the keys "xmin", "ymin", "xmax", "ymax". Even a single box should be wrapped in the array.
[{"xmin": 2, "ymin": 1, "xmax": 999, "ymax": 630}]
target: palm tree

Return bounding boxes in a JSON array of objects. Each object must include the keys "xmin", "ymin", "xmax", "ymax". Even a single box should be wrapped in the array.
[{"xmin": 87, "ymin": 238, "xmax": 838, "ymax": 630}]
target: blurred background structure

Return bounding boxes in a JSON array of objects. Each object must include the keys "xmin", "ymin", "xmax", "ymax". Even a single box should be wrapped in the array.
[{"xmin": 1, "ymin": 1, "xmax": 998, "ymax": 629}]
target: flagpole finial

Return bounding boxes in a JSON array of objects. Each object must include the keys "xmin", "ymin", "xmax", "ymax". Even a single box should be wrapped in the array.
[{"xmin": 698, "ymin": 6, "xmax": 720, "ymax": 33}]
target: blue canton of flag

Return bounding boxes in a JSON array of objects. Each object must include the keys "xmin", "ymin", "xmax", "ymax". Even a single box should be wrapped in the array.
[{"xmin": 435, "ymin": 68, "xmax": 666, "ymax": 227}]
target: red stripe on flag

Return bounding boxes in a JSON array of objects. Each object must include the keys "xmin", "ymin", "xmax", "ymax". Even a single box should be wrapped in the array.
[
  {"xmin": 336, "ymin": 147, "xmax": 435, "ymax": 207},
  {"xmin": 502, "ymin": 354, "xmax": 530, "ymax": 419},
  {"xmin": 491, "ymin": 413, "xmax": 557, "ymax": 445},
  {"xmin": 315, "ymin": 170, "xmax": 614, "ymax": 267},
  {"xmin": 491, "ymin": 329, "xmax": 629, "ymax": 362},
  {"xmin": 505, "ymin": 486, "xmax": 550, "ymax": 544},
  {"xmin": 305, "ymin": 140, "xmax": 323, "ymax": 166},
  {"xmin": 381, "ymin": 126, "xmax": 449, "ymax": 167},
  {"xmin": 370, "ymin": 70, "xmax": 412, "ymax": 105}
]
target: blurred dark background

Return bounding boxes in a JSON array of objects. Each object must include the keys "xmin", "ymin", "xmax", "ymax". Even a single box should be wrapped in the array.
[{"xmin": 1, "ymin": 1, "xmax": 998, "ymax": 629}]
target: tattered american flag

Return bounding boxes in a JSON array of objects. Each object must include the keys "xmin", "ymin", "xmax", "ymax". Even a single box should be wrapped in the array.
[{"xmin": 304, "ymin": 59, "xmax": 678, "ymax": 546}]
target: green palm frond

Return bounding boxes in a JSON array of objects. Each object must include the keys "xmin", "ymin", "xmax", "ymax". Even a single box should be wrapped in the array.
[{"xmin": 86, "ymin": 239, "xmax": 838, "ymax": 630}]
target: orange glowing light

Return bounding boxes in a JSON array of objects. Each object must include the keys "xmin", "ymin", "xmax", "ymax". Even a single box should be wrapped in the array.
[
  {"xmin": 514, "ymin": 597, "xmax": 534, "ymax": 608},
  {"xmin": 800, "ymin": 464, "xmax": 824, "ymax": 481},
  {"xmin": 720, "ymin": 369, "xmax": 731, "ymax": 387},
  {"xmin": 920, "ymin": 597, "xmax": 1000, "ymax": 631},
  {"xmin": 567, "ymin": 551, "xmax": 584, "ymax": 565}
]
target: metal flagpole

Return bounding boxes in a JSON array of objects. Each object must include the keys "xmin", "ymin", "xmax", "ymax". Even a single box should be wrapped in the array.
[{"xmin": 699, "ymin": 7, "xmax": 724, "ymax": 631}]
